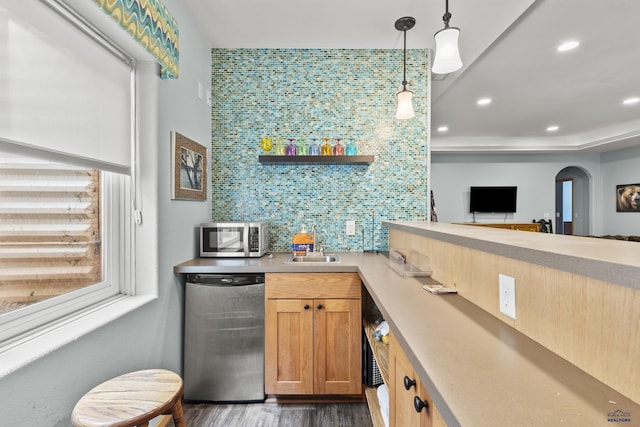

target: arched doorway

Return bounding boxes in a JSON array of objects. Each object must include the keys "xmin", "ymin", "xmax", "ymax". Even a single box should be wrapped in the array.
[{"xmin": 555, "ymin": 166, "xmax": 591, "ymax": 235}]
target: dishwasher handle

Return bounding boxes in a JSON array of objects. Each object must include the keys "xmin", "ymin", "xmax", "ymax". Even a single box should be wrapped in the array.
[{"xmin": 186, "ymin": 273, "xmax": 265, "ymax": 286}]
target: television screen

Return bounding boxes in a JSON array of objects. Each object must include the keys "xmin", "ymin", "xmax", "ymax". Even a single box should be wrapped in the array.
[{"xmin": 469, "ymin": 186, "xmax": 517, "ymax": 213}]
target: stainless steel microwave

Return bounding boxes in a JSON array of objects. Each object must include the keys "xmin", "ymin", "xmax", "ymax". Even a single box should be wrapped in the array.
[{"xmin": 200, "ymin": 222, "xmax": 269, "ymax": 257}]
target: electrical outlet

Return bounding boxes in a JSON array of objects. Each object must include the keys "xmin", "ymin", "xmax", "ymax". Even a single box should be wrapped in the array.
[
  {"xmin": 346, "ymin": 220, "xmax": 356, "ymax": 236},
  {"xmin": 499, "ymin": 274, "xmax": 516, "ymax": 319}
]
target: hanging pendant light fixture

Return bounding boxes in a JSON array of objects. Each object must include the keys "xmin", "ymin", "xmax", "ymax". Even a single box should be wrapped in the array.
[
  {"xmin": 395, "ymin": 16, "xmax": 416, "ymax": 120},
  {"xmin": 432, "ymin": 0, "xmax": 462, "ymax": 74}
]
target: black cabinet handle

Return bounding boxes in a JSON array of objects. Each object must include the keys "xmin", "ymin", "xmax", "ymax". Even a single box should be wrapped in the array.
[
  {"xmin": 403, "ymin": 376, "xmax": 416, "ymax": 390},
  {"xmin": 316, "ymin": 304, "xmax": 323, "ymax": 310},
  {"xmin": 303, "ymin": 304, "xmax": 310, "ymax": 310},
  {"xmin": 414, "ymin": 396, "xmax": 429, "ymax": 413}
]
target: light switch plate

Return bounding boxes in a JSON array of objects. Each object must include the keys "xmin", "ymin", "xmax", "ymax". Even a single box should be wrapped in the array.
[
  {"xmin": 346, "ymin": 220, "xmax": 356, "ymax": 236},
  {"xmin": 499, "ymin": 274, "xmax": 516, "ymax": 319},
  {"xmin": 197, "ymin": 81, "xmax": 203, "ymax": 100}
]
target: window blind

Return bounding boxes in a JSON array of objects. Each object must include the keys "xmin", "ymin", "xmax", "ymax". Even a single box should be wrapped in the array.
[
  {"xmin": 0, "ymin": 0, "xmax": 132, "ymax": 174},
  {"xmin": 0, "ymin": 154, "xmax": 101, "ymax": 315}
]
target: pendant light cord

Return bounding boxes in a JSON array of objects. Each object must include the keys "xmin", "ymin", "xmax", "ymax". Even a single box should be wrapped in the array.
[
  {"xmin": 443, "ymin": 0, "xmax": 452, "ymax": 27},
  {"xmin": 402, "ymin": 29, "xmax": 408, "ymax": 89},
  {"xmin": 394, "ymin": 16, "xmax": 415, "ymax": 93}
]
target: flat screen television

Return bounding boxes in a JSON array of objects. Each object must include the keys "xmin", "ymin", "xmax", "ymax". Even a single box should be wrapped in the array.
[{"xmin": 469, "ymin": 186, "xmax": 517, "ymax": 213}]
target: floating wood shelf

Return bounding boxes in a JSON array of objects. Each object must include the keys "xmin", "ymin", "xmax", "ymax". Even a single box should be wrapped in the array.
[{"xmin": 258, "ymin": 155, "xmax": 374, "ymax": 165}]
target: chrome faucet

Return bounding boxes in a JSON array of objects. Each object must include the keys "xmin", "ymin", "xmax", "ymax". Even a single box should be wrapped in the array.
[
  {"xmin": 309, "ymin": 224, "xmax": 328, "ymax": 255},
  {"xmin": 310, "ymin": 224, "xmax": 317, "ymax": 254}
]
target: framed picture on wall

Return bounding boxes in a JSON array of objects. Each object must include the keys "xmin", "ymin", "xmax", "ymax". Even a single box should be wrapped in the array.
[
  {"xmin": 616, "ymin": 183, "xmax": 640, "ymax": 212},
  {"xmin": 171, "ymin": 131, "xmax": 207, "ymax": 201}
]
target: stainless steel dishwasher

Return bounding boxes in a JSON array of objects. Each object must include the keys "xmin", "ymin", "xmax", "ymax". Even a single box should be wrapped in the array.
[{"xmin": 184, "ymin": 273, "xmax": 265, "ymax": 402}]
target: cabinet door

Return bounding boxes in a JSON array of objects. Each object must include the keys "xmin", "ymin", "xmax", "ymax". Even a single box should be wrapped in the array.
[
  {"xmin": 389, "ymin": 334, "xmax": 432, "ymax": 427},
  {"xmin": 313, "ymin": 298, "xmax": 362, "ymax": 395},
  {"xmin": 265, "ymin": 298, "xmax": 313, "ymax": 395}
]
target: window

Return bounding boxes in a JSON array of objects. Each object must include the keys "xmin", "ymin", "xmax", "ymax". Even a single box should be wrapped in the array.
[
  {"xmin": 0, "ymin": 151, "xmax": 132, "ymax": 342},
  {"xmin": 0, "ymin": 0, "xmax": 135, "ymax": 344},
  {"xmin": 0, "ymin": 154, "xmax": 102, "ymax": 316}
]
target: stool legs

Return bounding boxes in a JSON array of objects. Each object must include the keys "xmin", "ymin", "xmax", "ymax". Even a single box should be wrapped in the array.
[{"xmin": 171, "ymin": 399, "xmax": 186, "ymax": 427}]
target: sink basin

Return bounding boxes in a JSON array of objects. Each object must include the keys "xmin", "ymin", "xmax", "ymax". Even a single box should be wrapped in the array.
[{"xmin": 286, "ymin": 254, "xmax": 341, "ymax": 263}]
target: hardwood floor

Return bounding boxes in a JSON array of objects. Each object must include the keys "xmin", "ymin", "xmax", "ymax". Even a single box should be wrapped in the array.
[{"xmin": 182, "ymin": 401, "xmax": 373, "ymax": 427}]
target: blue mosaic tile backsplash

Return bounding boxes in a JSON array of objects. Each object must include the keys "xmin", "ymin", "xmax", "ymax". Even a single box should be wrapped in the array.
[{"xmin": 211, "ymin": 48, "xmax": 429, "ymax": 252}]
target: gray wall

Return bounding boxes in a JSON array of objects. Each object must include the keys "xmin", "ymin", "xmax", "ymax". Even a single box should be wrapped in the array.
[
  {"xmin": 431, "ymin": 148, "xmax": 640, "ymax": 236},
  {"xmin": 0, "ymin": 1, "xmax": 212, "ymax": 425},
  {"xmin": 600, "ymin": 145, "xmax": 640, "ymax": 235},
  {"xmin": 430, "ymin": 152, "xmax": 605, "ymax": 235}
]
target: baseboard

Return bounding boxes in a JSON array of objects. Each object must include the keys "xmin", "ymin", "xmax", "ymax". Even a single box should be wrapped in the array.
[{"xmin": 265, "ymin": 394, "xmax": 366, "ymax": 404}]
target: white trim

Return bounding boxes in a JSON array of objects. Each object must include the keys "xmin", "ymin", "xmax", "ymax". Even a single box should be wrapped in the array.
[{"xmin": 0, "ymin": 295, "xmax": 155, "ymax": 378}]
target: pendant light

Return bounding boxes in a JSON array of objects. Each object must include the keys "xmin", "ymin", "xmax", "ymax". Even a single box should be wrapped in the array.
[
  {"xmin": 432, "ymin": 0, "xmax": 462, "ymax": 74},
  {"xmin": 395, "ymin": 16, "xmax": 416, "ymax": 120}
]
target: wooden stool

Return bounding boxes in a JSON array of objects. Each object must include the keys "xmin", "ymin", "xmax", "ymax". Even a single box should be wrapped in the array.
[{"xmin": 71, "ymin": 369, "xmax": 186, "ymax": 427}]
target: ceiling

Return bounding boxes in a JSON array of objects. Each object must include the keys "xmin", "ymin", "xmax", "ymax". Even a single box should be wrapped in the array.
[{"xmin": 183, "ymin": 0, "xmax": 640, "ymax": 154}]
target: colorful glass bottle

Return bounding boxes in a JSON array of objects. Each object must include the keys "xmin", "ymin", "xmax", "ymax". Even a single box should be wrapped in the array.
[
  {"xmin": 297, "ymin": 138, "xmax": 309, "ymax": 155},
  {"xmin": 346, "ymin": 139, "xmax": 357, "ymax": 155},
  {"xmin": 286, "ymin": 138, "xmax": 297, "ymax": 156},
  {"xmin": 273, "ymin": 137, "xmax": 286, "ymax": 155},
  {"xmin": 309, "ymin": 138, "xmax": 320, "ymax": 155},
  {"xmin": 321, "ymin": 137, "xmax": 332, "ymax": 156},
  {"xmin": 333, "ymin": 138, "xmax": 344, "ymax": 156},
  {"xmin": 260, "ymin": 137, "xmax": 273, "ymax": 155}
]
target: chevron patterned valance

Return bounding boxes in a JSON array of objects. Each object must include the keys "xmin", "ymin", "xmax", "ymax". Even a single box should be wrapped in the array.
[{"xmin": 91, "ymin": 0, "xmax": 179, "ymax": 78}]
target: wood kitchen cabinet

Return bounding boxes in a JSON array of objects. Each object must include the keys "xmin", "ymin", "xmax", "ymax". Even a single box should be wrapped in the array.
[
  {"xmin": 389, "ymin": 333, "xmax": 446, "ymax": 427},
  {"xmin": 265, "ymin": 273, "xmax": 362, "ymax": 396}
]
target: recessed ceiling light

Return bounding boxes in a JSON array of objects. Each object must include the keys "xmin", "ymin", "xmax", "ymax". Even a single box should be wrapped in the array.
[
  {"xmin": 437, "ymin": 126, "xmax": 449, "ymax": 132},
  {"xmin": 547, "ymin": 125, "xmax": 559, "ymax": 132},
  {"xmin": 477, "ymin": 98, "xmax": 492, "ymax": 106},
  {"xmin": 557, "ymin": 41, "xmax": 580, "ymax": 52},
  {"xmin": 622, "ymin": 97, "xmax": 640, "ymax": 105}
]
